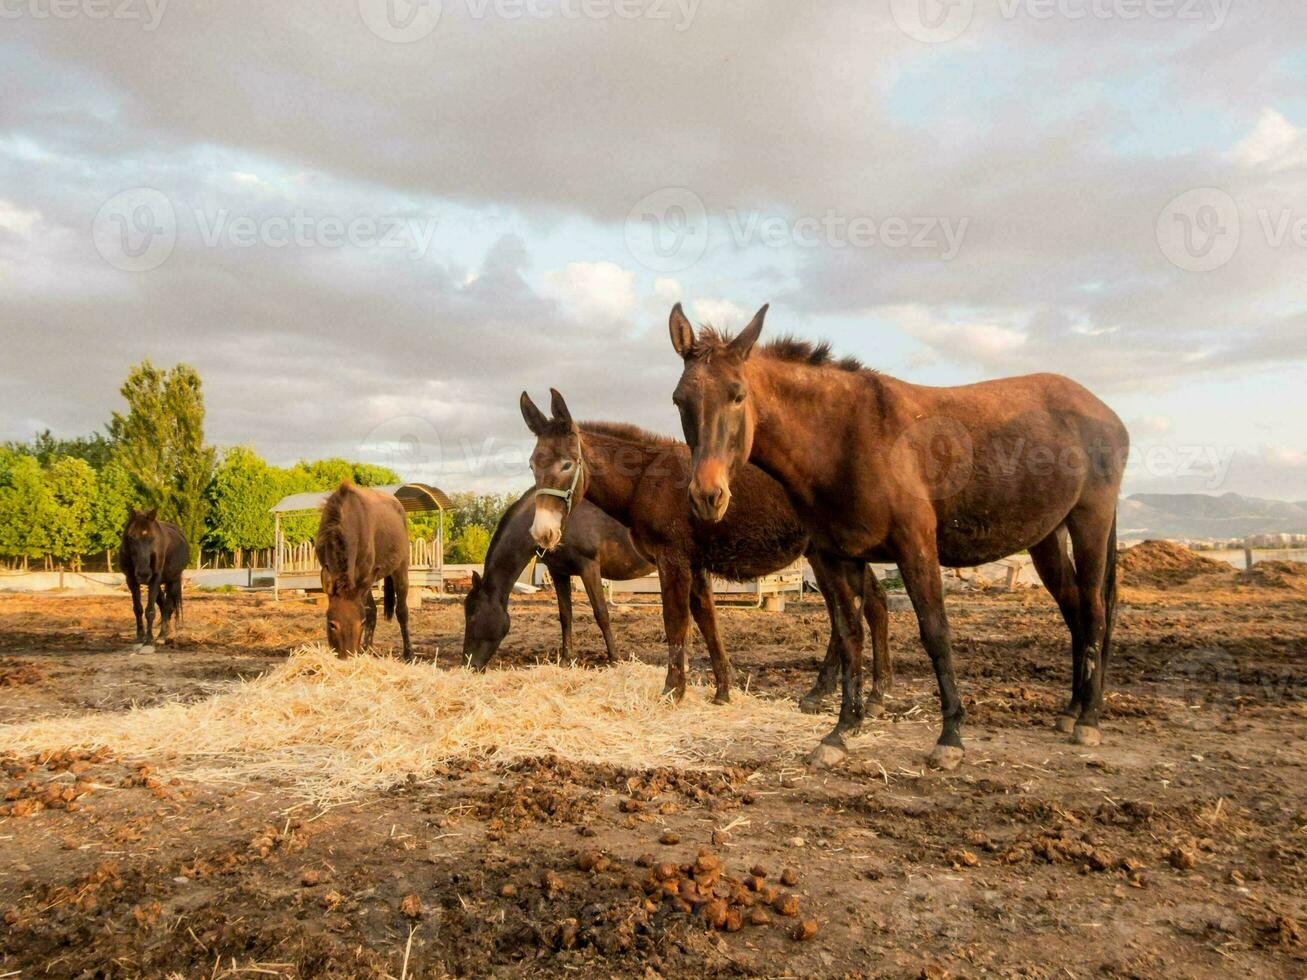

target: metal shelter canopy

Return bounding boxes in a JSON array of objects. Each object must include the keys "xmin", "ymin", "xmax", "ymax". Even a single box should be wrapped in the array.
[
  {"xmin": 268, "ymin": 483, "xmax": 454, "ymax": 599},
  {"xmin": 269, "ymin": 482, "xmax": 454, "ymax": 514}
]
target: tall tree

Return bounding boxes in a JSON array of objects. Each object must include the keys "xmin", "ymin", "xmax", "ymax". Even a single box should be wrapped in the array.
[
  {"xmin": 109, "ymin": 361, "xmax": 216, "ymax": 556},
  {"xmin": 0, "ymin": 452, "xmax": 51, "ymax": 568},
  {"xmin": 44, "ymin": 456, "xmax": 96, "ymax": 569},
  {"xmin": 90, "ymin": 459, "xmax": 136, "ymax": 568}
]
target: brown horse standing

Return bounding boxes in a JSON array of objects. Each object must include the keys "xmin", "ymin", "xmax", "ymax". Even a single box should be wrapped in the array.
[
  {"xmin": 668, "ymin": 304, "xmax": 1128, "ymax": 770},
  {"xmin": 120, "ymin": 508, "xmax": 189, "ymax": 652},
  {"xmin": 521, "ymin": 389, "xmax": 892, "ymax": 707},
  {"xmin": 315, "ymin": 482, "xmax": 413, "ymax": 658}
]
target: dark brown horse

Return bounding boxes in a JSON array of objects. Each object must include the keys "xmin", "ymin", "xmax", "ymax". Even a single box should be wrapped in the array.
[
  {"xmin": 521, "ymin": 389, "xmax": 892, "ymax": 708},
  {"xmin": 119, "ymin": 508, "xmax": 189, "ymax": 652},
  {"xmin": 463, "ymin": 492, "xmax": 654, "ymax": 669},
  {"xmin": 668, "ymin": 303, "xmax": 1128, "ymax": 770},
  {"xmin": 314, "ymin": 482, "xmax": 413, "ymax": 658}
]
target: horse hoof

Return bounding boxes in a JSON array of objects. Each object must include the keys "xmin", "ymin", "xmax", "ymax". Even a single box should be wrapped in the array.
[
  {"xmin": 712, "ymin": 691, "xmax": 731, "ymax": 706},
  {"xmin": 866, "ymin": 700, "xmax": 886, "ymax": 719},
  {"xmin": 928, "ymin": 744, "xmax": 964, "ymax": 771},
  {"xmin": 1054, "ymin": 714, "xmax": 1077, "ymax": 734},
  {"xmin": 1073, "ymin": 724, "xmax": 1101, "ymax": 747},
  {"xmin": 138, "ymin": 645, "xmax": 155, "ymax": 654},
  {"xmin": 660, "ymin": 685, "xmax": 686, "ymax": 703},
  {"xmin": 806, "ymin": 740, "xmax": 848, "ymax": 770},
  {"xmin": 798, "ymin": 697, "xmax": 825, "ymax": 716}
]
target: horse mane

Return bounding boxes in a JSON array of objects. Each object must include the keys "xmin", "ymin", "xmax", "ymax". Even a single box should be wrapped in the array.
[
  {"xmin": 315, "ymin": 483, "xmax": 359, "ymax": 583},
  {"xmin": 484, "ymin": 490, "xmax": 535, "ymax": 566},
  {"xmin": 579, "ymin": 421, "xmax": 681, "ymax": 447},
  {"xmin": 693, "ymin": 324, "xmax": 868, "ymax": 374}
]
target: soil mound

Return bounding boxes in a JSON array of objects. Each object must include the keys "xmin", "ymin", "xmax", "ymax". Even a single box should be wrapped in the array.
[
  {"xmin": 1236, "ymin": 559, "xmax": 1307, "ymax": 591},
  {"xmin": 1117, "ymin": 540, "xmax": 1229, "ymax": 588}
]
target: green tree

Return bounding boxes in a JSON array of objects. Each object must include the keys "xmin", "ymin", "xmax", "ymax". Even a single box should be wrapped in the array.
[
  {"xmin": 90, "ymin": 459, "xmax": 136, "ymax": 568},
  {"xmin": 109, "ymin": 361, "xmax": 216, "ymax": 556},
  {"xmin": 5, "ymin": 429, "xmax": 115, "ymax": 470},
  {"xmin": 448, "ymin": 523, "xmax": 492, "ymax": 564},
  {"xmin": 44, "ymin": 456, "xmax": 96, "ymax": 568},
  {"xmin": 206, "ymin": 446, "xmax": 281, "ymax": 558},
  {"xmin": 0, "ymin": 452, "xmax": 52, "ymax": 568}
]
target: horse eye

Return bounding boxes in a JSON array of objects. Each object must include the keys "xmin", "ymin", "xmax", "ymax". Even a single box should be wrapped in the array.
[{"xmin": 560, "ymin": 461, "xmax": 573, "ymax": 471}]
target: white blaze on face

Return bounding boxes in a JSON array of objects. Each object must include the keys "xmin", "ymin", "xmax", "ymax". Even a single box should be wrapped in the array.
[{"xmin": 531, "ymin": 505, "xmax": 564, "ymax": 551}]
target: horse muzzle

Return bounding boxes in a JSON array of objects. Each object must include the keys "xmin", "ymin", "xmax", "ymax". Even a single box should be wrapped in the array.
[
  {"xmin": 689, "ymin": 458, "xmax": 732, "ymax": 522},
  {"xmin": 530, "ymin": 506, "xmax": 564, "ymax": 552}
]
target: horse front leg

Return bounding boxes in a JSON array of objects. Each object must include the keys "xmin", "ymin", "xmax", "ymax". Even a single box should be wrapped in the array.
[
  {"xmin": 894, "ymin": 528, "xmax": 965, "ymax": 771},
  {"xmin": 362, "ymin": 590, "xmax": 378, "ymax": 650},
  {"xmin": 800, "ymin": 551, "xmax": 846, "ymax": 714},
  {"xmin": 578, "ymin": 562, "xmax": 618, "ymax": 663},
  {"xmin": 141, "ymin": 579, "xmax": 161, "ymax": 651},
  {"xmin": 689, "ymin": 567, "xmax": 732, "ymax": 704},
  {"xmin": 128, "ymin": 576, "xmax": 146, "ymax": 646},
  {"xmin": 808, "ymin": 555, "xmax": 866, "ymax": 769},
  {"xmin": 657, "ymin": 558, "xmax": 692, "ymax": 702}
]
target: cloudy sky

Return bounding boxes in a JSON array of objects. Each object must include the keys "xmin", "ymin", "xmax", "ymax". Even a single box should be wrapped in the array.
[{"xmin": 2, "ymin": 0, "xmax": 1305, "ymax": 499}]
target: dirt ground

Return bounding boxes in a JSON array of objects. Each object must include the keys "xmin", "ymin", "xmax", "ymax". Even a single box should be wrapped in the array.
[{"xmin": 1, "ymin": 556, "xmax": 1304, "ymax": 978}]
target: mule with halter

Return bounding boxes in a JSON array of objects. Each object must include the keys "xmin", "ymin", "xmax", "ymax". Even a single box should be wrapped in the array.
[
  {"xmin": 119, "ymin": 508, "xmax": 189, "ymax": 652},
  {"xmin": 520, "ymin": 389, "xmax": 893, "ymax": 708},
  {"xmin": 668, "ymin": 303, "xmax": 1128, "ymax": 770},
  {"xmin": 314, "ymin": 482, "xmax": 414, "ymax": 658},
  {"xmin": 463, "ymin": 492, "xmax": 654, "ymax": 669}
]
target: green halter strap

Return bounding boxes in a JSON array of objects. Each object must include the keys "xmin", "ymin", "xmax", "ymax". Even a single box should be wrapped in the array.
[{"xmin": 534, "ymin": 456, "xmax": 583, "ymax": 559}]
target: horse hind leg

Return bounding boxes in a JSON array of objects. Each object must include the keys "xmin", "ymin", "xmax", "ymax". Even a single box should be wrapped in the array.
[
  {"xmin": 1065, "ymin": 504, "xmax": 1117, "ymax": 747},
  {"xmin": 1029, "ymin": 527, "xmax": 1084, "ymax": 735}
]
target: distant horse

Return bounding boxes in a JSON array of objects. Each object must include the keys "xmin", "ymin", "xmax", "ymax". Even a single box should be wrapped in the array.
[
  {"xmin": 521, "ymin": 389, "xmax": 892, "ymax": 707},
  {"xmin": 314, "ymin": 482, "xmax": 413, "ymax": 658},
  {"xmin": 463, "ymin": 493, "xmax": 654, "ymax": 669},
  {"xmin": 120, "ymin": 508, "xmax": 189, "ymax": 652},
  {"xmin": 668, "ymin": 303, "xmax": 1128, "ymax": 769}
]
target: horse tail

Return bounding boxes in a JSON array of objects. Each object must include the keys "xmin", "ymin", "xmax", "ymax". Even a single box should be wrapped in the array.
[
  {"xmin": 175, "ymin": 583, "xmax": 184, "ymax": 627},
  {"xmin": 383, "ymin": 576, "xmax": 396, "ymax": 621}
]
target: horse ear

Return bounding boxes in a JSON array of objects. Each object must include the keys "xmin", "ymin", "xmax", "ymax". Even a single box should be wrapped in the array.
[
  {"xmin": 520, "ymin": 391, "xmax": 548, "ymax": 435},
  {"xmin": 320, "ymin": 567, "xmax": 333, "ymax": 596},
  {"xmin": 729, "ymin": 304, "xmax": 768, "ymax": 360},
  {"xmin": 470, "ymin": 570, "xmax": 482, "ymax": 590},
  {"xmin": 145, "ymin": 507, "xmax": 158, "ymax": 521},
  {"xmin": 669, "ymin": 303, "xmax": 695, "ymax": 358},
  {"xmin": 549, "ymin": 388, "xmax": 573, "ymax": 426}
]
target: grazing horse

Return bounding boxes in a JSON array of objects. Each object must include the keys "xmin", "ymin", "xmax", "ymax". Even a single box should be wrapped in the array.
[
  {"xmin": 520, "ymin": 389, "xmax": 893, "ymax": 707},
  {"xmin": 463, "ymin": 492, "xmax": 654, "ymax": 669},
  {"xmin": 668, "ymin": 303, "xmax": 1128, "ymax": 770},
  {"xmin": 119, "ymin": 508, "xmax": 189, "ymax": 652},
  {"xmin": 314, "ymin": 482, "xmax": 413, "ymax": 658}
]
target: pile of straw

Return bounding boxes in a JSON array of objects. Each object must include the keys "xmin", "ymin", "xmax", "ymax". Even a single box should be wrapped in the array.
[{"xmin": 0, "ymin": 647, "xmax": 845, "ymax": 803}]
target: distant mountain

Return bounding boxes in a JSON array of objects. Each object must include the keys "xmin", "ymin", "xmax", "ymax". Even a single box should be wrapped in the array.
[{"xmin": 1118, "ymin": 493, "xmax": 1307, "ymax": 540}]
